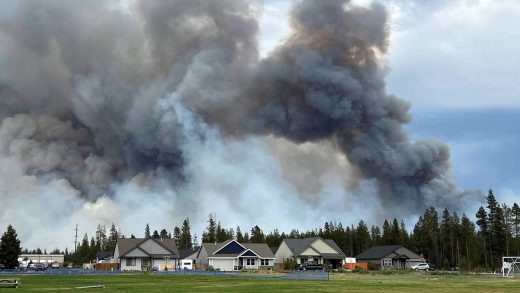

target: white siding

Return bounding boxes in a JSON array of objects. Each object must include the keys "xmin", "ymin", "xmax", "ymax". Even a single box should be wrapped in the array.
[
  {"xmin": 274, "ymin": 242, "xmax": 293, "ymax": 264},
  {"xmin": 120, "ymin": 257, "xmax": 143, "ymax": 271}
]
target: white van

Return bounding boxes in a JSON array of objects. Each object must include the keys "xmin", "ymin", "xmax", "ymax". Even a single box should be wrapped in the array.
[{"xmin": 180, "ymin": 260, "xmax": 193, "ymax": 270}]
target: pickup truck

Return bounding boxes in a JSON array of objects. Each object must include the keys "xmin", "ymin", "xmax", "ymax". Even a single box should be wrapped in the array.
[{"xmin": 298, "ymin": 261, "xmax": 324, "ymax": 271}]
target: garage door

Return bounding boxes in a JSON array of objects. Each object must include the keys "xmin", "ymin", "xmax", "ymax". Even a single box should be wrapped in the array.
[{"xmin": 212, "ymin": 259, "xmax": 234, "ymax": 271}]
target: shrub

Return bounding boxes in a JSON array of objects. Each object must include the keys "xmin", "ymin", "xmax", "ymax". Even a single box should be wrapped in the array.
[
  {"xmin": 352, "ymin": 266, "xmax": 369, "ymax": 274},
  {"xmin": 284, "ymin": 258, "xmax": 297, "ymax": 271}
]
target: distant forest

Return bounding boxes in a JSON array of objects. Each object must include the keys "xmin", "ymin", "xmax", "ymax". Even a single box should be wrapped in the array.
[{"xmin": 19, "ymin": 189, "xmax": 520, "ymax": 271}]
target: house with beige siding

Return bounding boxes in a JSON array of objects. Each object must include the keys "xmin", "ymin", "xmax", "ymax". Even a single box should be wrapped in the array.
[
  {"xmin": 275, "ymin": 237, "xmax": 346, "ymax": 269},
  {"xmin": 113, "ymin": 238, "xmax": 179, "ymax": 271},
  {"xmin": 196, "ymin": 240, "xmax": 275, "ymax": 271}
]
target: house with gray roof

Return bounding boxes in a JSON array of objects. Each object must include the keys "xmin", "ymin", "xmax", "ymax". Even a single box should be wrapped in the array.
[
  {"xmin": 274, "ymin": 237, "xmax": 346, "ymax": 269},
  {"xmin": 355, "ymin": 245, "xmax": 422, "ymax": 270},
  {"xmin": 113, "ymin": 238, "xmax": 179, "ymax": 271},
  {"xmin": 196, "ymin": 240, "xmax": 275, "ymax": 271}
]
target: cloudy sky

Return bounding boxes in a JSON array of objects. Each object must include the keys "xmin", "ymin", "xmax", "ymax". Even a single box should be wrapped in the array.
[{"xmin": 260, "ymin": 0, "xmax": 520, "ymax": 206}]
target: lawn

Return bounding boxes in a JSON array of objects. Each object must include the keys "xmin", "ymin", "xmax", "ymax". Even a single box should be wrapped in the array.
[{"xmin": 2, "ymin": 272, "xmax": 518, "ymax": 292}]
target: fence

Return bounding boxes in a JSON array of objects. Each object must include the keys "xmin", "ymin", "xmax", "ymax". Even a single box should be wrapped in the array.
[
  {"xmin": 95, "ymin": 263, "xmax": 119, "ymax": 271},
  {"xmin": 1, "ymin": 268, "xmax": 330, "ymax": 281}
]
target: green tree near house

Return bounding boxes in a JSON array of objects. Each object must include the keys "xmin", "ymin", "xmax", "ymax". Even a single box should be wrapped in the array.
[
  {"xmin": 160, "ymin": 229, "xmax": 169, "ymax": 239},
  {"xmin": 202, "ymin": 214, "xmax": 217, "ymax": 243},
  {"xmin": 249, "ymin": 226, "xmax": 265, "ymax": 243},
  {"xmin": 179, "ymin": 218, "xmax": 193, "ymax": 249},
  {"xmin": 0, "ymin": 225, "xmax": 22, "ymax": 269},
  {"xmin": 144, "ymin": 223, "xmax": 151, "ymax": 239}
]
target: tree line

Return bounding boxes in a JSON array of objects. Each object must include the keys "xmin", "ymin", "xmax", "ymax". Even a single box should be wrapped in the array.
[{"xmin": 2, "ymin": 189, "xmax": 519, "ymax": 271}]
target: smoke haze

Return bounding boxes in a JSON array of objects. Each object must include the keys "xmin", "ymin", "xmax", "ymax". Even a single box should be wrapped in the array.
[{"xmin": 0, "ymin": 0, "xmax": 473, "ymax": 250}]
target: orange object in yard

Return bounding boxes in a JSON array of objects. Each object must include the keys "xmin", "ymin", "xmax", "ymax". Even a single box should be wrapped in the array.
[{"xmin": 344, "ymin": 262, "xmax": 368, "ymax": 270}]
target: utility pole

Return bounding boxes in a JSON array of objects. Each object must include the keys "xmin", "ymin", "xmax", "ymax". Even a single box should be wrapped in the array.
[{"xmin": 74, "ymin": 224, "xmax": 79, "ymax": 253}]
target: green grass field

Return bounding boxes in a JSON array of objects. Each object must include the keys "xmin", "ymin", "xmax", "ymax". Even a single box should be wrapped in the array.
[{"xmin": 1, "ymin": 273, "xmax": 518, "ymax": 292}]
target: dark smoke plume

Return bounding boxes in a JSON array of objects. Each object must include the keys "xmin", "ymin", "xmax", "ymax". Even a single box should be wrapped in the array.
[
  {"xmin": 243, "ymin": 0, "xmax": 458, "ymax": 208},
  {"xmin": 0, "ymin": 0, "xmax": 469, "ymax": 248}
]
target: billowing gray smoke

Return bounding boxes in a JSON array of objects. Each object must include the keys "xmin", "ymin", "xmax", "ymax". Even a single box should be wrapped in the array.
[{"xmin": 0, "ymin": 0, "xmax": 467, "ymax": 249}]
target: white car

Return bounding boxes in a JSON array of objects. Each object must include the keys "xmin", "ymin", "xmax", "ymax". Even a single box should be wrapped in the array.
[{"xmin": 411, "ymin": 263, "xmax": 430, "ymax": 271}]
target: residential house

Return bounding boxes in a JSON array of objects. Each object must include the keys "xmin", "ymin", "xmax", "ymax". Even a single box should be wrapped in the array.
[
  {"xmin": 355, "ymin": 245, "xmax": 422, "ymax": 270},
  {"xmin": 274, "ymin": 237, "xmax": 346, "ymax": 269},
  {"xmin": 113, "ymin": 238, "xmax": 179, "ymax": 271},
  {"xmin": 196, "ymin": 240, "xmax": 275, "ymax": 271}
]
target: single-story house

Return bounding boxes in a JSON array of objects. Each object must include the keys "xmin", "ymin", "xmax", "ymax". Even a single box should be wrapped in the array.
[
  {"xmin": 113, "ymin": 238, "xmax": 179, "ymax": 271},
  {"xmin": 196, "ymin": 240, "xmax": 275, "ymax": 271},
  {"xmin": 355, "ymin": 245, "xmax": 422, "ymax": 270},
  {"xmin": 274, "ymin": 237, "xmax": 346, "ymax": 269}
]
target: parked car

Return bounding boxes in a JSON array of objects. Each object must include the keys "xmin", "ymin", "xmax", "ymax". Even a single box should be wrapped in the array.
[
  {"xmin": 51, "ymin": 262, "xmax": 60, "ymax": 269},
  {"xmin": 428, "ymin": 263, "xmax": 437, "ymax": 271},
  {"xmin": 34, "ymin": 263, "xmax": 47, "ymax": 271},
  {"xmin": 68, "ymin": 263, "xmax": 73, "ymax": 269},
  {"xmin": 298, "ymin": 261, "xmax": 324, "ymax": 271},
  {"xmin": 411, "ymin": 263, "xmax": 430, "ymax": 271}
]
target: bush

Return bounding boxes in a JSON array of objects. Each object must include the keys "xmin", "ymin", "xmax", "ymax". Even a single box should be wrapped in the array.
[
  {"xmin": 284, "ymin": 258, "xmax": 297, "ymax": 271},
  {"xmin": 352, "ymin": 266, "xmax": 369, "ymax": 274}
]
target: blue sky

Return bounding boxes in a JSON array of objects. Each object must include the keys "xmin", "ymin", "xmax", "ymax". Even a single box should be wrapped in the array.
[{"xmin": 259, "ymin": 0, "xmax": 520, "ymax": 206}]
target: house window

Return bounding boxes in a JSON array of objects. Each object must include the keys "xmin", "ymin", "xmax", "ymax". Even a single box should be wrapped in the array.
[
  {"xmin": 246, "ymin": 259, "xmax": 256, "ymax": 266},
  {"xmin": 261, "ymin": 259, "xmax": 269, "ymax": 266},
  {"xmin": 383, "ymin": 259, "xmax": 392, "ymax": 267},
  {"xmin": 126, "ymin": 258, "xmax": 136, "ymax": 266}
]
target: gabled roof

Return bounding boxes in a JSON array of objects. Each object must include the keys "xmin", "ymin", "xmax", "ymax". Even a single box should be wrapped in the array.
[
  {"xmin": 116, "ymin": 238, "xmax": 179, "ymax": 258},
  {"xmin": 179, "ymin": 247, "xmax": 200, "ymax": 259},
  {"xmin": 355, "ymin": 245, "xmax": 405, "ymax": 260},
  {"xmin": 282, "ymin": 237, "xmax": 346, "ymax": 259},
  {"xmin": 96, "ymin": 250, "xmax": 113, "ymax": 260},
  {"xmin": 202, "ymin": 241, "xmax": 275, "ymax": 259}
]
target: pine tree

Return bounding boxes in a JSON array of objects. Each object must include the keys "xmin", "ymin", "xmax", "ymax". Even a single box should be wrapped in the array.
[
  {"xmin": 180, "ymin": 218, "xmax": 193, "ymax": 249},
  {"xmin": 145, "ymin": 223, "xmax": 151, "ymax": 239},
  {"xmin": 236, "ymin": 226, "xmax": 245, "ymax": 242},
  {"xmin": 250, "ymin": 226, "xmax": 265, "ymax": 243},
  {"xmin": 152, "ymin": 230, "xmax": 160, "ymax": 239},
  {"xmin": 173, "ymin": 227, "xmax": 182, "ymax": 245},
  {"xmin": 0, "ymin": 225, "xmax": 22, "ymax": 268},
  {"xmin": 160, "ymin": 229, "xmax": 169, "ymax": 239},
  {"xmin": 89, "ymin": 237, "xmax": 97, "ymax": 261},
  {"xmin": 355, "ymin": 220, "xmax": 370, "ymax": 255},
  {"xmin": 202, "ymin": 214, "xmax": 217, "ymax": 243},
  {"xmin": 486, "ymin": 190, "xmax": 506, "ymax": 269},
  {"xmin": 370, "ymin": 225, "xmax": 382, "ymax": 246},
  {"xmin": 512, "ymin": 203, "xmax": 520, "ymax": 255},
  {"xmin": 215, "ymin": 222, "xmax": 229, "ymax": 242},
  {"xmin": 476, "ymin": 205, "xmax": 489, "ymax": 268},
  {"xmin": 391, "ymin": 219, "xmax": 401, "ymax": 245},
  {"xmin": 382, "ymin": 220, "xmax": 392, "ymax": 244},
  {"xmin": 106, "ymin": 224, "xmax": 118, "ymax": 252}
]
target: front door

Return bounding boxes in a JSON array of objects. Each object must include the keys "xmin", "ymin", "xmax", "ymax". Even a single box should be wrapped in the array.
[{"xmin": 142, "ymin": 258, "xmax": 150, "ymax": 271}]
